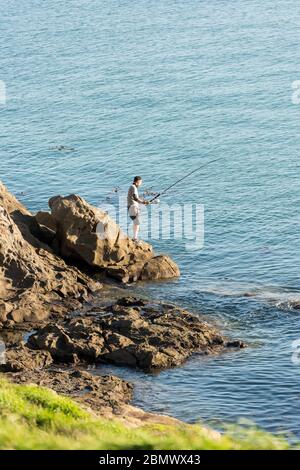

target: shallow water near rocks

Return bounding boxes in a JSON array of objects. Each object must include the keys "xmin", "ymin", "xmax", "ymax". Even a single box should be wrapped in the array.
[{"xmin": 1, "ymin": 0, "xmax": 300, "ymax": 438}]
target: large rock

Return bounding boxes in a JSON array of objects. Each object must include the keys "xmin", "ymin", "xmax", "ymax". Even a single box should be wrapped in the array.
[
  {"xmin": 28, "ymin": 297, "xmax": 245, "ymax": 371},
  {"xmin": 49, "ymin": 194, "xmax": 180, "ymax": 282},
  {"xmin": 140, "ymin": 255, "xmax": 180, "ymax": 280},
  {"xmin": 0, "ymin": 182, "xmax": 100, "ymax": 323}
]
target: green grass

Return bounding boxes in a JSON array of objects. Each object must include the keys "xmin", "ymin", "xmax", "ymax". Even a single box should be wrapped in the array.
[{"xmin": 0, "ymin": 376, "xmax": 295, "ymax": 450}]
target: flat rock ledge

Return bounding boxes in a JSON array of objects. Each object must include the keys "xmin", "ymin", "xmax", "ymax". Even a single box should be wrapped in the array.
[
  {"xmin": 1, "ymin": 343, "xmax": 133, "ymax": 415},
  {"xmin": 2, "ymin": 362, "xmax": 188, "ymax": 427},
  {"xmin": 5, "ymin": 366, "xmax": 133, "ymax": 416},
  {"xmin": 27, "ymin": 297, "xmax": 245, "ymax": 372}
]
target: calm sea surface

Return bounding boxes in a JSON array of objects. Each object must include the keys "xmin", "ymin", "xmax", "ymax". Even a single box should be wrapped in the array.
[{"xmin": 1, "ymin": 0, "xmax": 300, "ymax": 437}]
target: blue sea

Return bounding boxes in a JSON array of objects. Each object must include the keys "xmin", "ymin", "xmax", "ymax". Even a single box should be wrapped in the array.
[{"xmin": 1, "ymin": 0, "xmax": 300, "ymax": 438}]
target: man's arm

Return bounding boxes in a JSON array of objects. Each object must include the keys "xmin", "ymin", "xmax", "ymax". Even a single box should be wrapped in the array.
[
  {"xmin": 133, "ymin": 194, "xmax": 149, "ymax": 205},
  {"xmin": 133, "ymin": 187, "xmax": 149, "ymax": 205}
]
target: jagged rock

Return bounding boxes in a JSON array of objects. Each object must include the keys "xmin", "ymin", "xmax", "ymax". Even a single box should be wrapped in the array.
[
  {"xmin": 116, "ymin": 297, "xmax": 148, "ymax": 307},
  {"xmin": 1, "ymin": 343, "xmax": 53, "ymax": 372},
  {"xmin": 48, "ymin": 194, "xmax": 180, "ymax": 282},
  {"xmin": 0, "ymin": 181, "xmax": 100, "ymax": 323},
  {"xmin": 27, "ymin": 298, "xmax": 245, "ymax": 371},
  {"xmin": 34, "ymin": 211, "xmax": 57, "ymax": 245},
  {"xmin": 0, "ymin": 301, "xmax": 13, "ymax": 318}
]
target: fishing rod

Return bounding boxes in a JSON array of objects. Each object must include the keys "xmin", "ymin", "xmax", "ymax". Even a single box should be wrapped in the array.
[{"xmin": 149, "ymin": 156, "xmax": 224, "ymax": 203}]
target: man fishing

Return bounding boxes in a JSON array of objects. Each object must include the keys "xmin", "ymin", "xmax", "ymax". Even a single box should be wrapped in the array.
[
  {"xmin": 127, "ymin": 157, "xmax": 222, "ymax": 242},
  {"xmin": 127, "ymin": 176, "xmax": 149, "ymax": 241}
]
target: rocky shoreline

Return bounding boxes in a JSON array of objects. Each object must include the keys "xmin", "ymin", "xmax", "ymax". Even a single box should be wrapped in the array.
[{"xmin": 0, "ymin": 181, "xmax": 245, "ymax": 425}]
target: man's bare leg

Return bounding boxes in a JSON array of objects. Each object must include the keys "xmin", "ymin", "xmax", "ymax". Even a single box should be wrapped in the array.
[{"xmin": 133, "ymin": 223, "xmax": 140, "ymax": 241}]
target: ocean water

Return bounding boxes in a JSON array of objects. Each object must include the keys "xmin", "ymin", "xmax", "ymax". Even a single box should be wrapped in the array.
[{"xmin": 1, "ymin": 0, "xmax": 300, "ymax": 437}]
